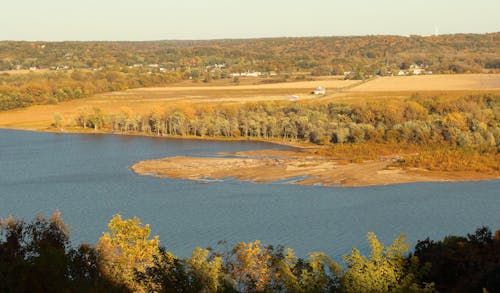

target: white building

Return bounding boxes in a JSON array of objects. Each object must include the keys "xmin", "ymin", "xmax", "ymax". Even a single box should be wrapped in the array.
[
  {"xmin": 313, "ymin": 86, "xmax": 326, "ymax": 95},
  {"xmin": 230, "ymin": 71, "xmax": 262, "ymax": 77}
]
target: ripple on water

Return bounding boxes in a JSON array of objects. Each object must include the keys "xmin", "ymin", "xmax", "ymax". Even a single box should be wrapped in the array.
[{"xmin": 0, "ymin": 129, "xmax": 499, "ymax": 259}]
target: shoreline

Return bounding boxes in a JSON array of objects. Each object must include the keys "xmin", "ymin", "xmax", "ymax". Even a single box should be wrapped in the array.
[
  {"xmin": 0, "ymin": 126, "xmax": 310, "ymax": 150},
  {"xmin": 131, "ymin": 149, "xmax": 500, "ymax": 188},
  {"xmin": 2, "ymin": 127, "xmax": 498, "ymax": 187}
]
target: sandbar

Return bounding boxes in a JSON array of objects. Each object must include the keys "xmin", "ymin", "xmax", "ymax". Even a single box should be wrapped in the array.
[{"xmin": 131, "ymin": 149, "xmax": 499, "ymax": 187}]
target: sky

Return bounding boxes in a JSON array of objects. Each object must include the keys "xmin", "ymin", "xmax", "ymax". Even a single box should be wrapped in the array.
[{"xmin": 2, "ymin": 0, "xmax": 499, "ymax": 41}]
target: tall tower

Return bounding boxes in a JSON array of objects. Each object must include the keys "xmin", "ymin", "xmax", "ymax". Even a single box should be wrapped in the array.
[{"xmin": 434, "ymin": 26, "xmax": 439, "ymax": 37}]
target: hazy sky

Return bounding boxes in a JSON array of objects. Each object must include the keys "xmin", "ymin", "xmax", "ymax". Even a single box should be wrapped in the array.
[{"xmin": 2, "ymin": 0, "xmax": 499, "ymax": 41}]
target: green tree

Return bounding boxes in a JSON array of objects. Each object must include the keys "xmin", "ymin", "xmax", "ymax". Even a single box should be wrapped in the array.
[
  {"xmin": 342, "ymin": 232, "xmax": 433, "ymax": 293},
  {"xmin": 187, "ymin": 247, "xmax": 224, "ymax": 292}
]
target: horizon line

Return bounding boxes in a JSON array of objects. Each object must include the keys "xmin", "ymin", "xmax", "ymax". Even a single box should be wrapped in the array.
[{"xmin": 1, "ymin": 31, "xmax": 499, "ymax": 43}]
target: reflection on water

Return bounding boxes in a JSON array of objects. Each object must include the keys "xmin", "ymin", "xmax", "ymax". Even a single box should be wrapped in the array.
[{"xmin": 1, "ymin": 129, "xmax": 499, "ymax": 259}]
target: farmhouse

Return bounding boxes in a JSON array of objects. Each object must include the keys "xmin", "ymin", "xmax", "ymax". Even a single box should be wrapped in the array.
[{"xmin": 409, "ymin": 64, "xmax": 429, "ymax": 75}]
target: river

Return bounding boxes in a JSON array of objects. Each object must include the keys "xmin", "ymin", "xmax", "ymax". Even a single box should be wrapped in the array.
[{"xmin": 1, "ymin": 129, "xmax": 499, "ymax": 260}]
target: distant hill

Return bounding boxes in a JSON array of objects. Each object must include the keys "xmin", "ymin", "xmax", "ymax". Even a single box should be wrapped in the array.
[{"xmin": 1, "ymin": 33, "xmax": 499, "ymax": 75}]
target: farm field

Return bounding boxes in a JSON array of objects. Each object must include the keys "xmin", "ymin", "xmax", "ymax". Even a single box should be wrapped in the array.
[
  {"xmin": 97, "ymin": 77, "xmax": 360, "ymax": 105},
  {"xmin": 0, "ymin": 74, "xmax": 499, "ymax": 130},
  {"xmin": 346, "ymin": 74, "xmax": 500, "ymax": 92}
]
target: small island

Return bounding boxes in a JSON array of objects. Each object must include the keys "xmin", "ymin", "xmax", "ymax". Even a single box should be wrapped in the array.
[{"xmin": 131, "ymin": 149, "xmax": 499, "ymax": 187}]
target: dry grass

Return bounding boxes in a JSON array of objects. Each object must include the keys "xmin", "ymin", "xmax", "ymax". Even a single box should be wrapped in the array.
[
  {"xmin": 346, "ymin": 74, "xmax": 500, "ymax": 92},
  {"xmin": 1, "ymin": 74, "xmax": 499, "ymax": 130},
  {"xmin": 99, "ymin": 78, "xmax": 360, "ymax": 104},
  {"xmin": 132, "ymin": 148, "xmax": 499, "ymax": 187}
]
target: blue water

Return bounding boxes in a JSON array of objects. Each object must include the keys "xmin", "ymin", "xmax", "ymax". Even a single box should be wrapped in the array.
[{"xmin": 0, "ymin": 129, "xmax": 499, "ymax": 260}]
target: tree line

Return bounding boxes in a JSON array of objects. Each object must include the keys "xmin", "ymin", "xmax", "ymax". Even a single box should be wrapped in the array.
[
  {"xmin": 75, "ymin": 95, "xmax": 499, "ymax": 147},
  {"xmin": 1, "ymin": 33, "xmax": 499, "ymax": 75},
  {"xmin": 1, "ymin": 212, "xmax": 498, "ymax": 292},
  {"xmin": 0, "ymin": 69, "xmax": 181, "ymax": 110},
  {"xmin": 72, "ymin": 94, "xmax": 499, "ymax": 172},
  {"xmin": 2, "ymin": 33, "xmax": 499, "ymax": 111}
]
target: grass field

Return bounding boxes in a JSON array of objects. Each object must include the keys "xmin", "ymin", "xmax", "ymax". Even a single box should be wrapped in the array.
[
  {"xmin": 1, "ymin": 74, "xmax": 499, "ymax": 130},
  {"xmin": 346, "ymin": 74, "xmax": 500, "ymax": 92}
]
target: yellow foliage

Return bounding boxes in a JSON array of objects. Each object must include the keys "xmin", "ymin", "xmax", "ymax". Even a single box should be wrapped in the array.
[
  {"xmin": 445, "ymin": 112, "xmax": 467, "ymax": 131},
  {"xmin": 231, "ymin": 240, "xmax": 272, "ymax": 291},
  {"xmin": 342, "ymin": 233, "xmax": 410, "ymax": 293},
  {"xmin": 119, "ymin": 106, "xmax": 134, "ymax": 117},
  {"xmin": 188, "ymin": 247, "xmax": 223, "ymax": 292},
  {"xmin": 403, "ymin": 148, "xmax": 499, "ymax": 172},
  {"xmin": 97, "ymin": 214, "xmax": 160, "ymax": 292}
]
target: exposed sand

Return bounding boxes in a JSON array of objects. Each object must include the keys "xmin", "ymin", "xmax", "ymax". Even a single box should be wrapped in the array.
[{"xmin": 131, "ymin": 149, "xmax": 499, "ymax": 187}]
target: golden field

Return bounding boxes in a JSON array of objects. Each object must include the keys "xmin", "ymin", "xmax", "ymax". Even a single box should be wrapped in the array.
[
  {"xmin": 346, "ymin": 74, "xmax": 500, "ymax": 92},
  {"xmin": 0, "ymin": 74, "xmax": 499, "ymax": 130}
]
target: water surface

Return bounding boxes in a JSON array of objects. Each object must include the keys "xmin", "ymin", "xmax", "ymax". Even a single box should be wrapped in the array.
[{"xmin": 1, "ymin": 129, "xmax": 499, "ymax": 259}]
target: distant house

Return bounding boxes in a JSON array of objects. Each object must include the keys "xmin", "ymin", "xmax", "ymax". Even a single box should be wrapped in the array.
[
  {"xmin": 246, "ymin": 72, "xmax": 262, "ymax": 77},
  {"xmin": 205, "ymin": 63, "xmax": 226, "ymax": 72},
  {"xmin": 312, "ymin": 86, "xmax": 326, "ymax": 95},
  {"xmin": 398, "ymin": 70, "xmax": 407, "ymax": 76},
  {"xmin": 287, "ymin": 95, "xmax": 299, "ymax": 101},
  {"xmin": 230, "ymin": 71, "xmax": 262, "ymax": 77},
  {"xmin": 29, "ymin": 66, "xmax": 38, "ymax": 71},
  {"xmin": 409, "ymin": 64, "xmax": 428, "ymax": 75}
]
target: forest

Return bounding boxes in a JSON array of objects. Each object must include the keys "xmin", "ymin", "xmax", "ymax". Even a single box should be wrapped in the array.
[
  {"xmin": 1, "ymin": 33, "xmax": 499, "ymax": 111},
  {"xmin": 72, "ymin": 94, "xmax": 500, "ymax": 172},
  {"xmin": 1, "ymin": 34, "xmax": 499, "ymax": 75},
  {"xmin": 1, "ymin": 212, "xmax": 498, "ymax": 292},
  {"xmin": 0, "ymin": 69, "xmax": 181, "ymax": 110}
]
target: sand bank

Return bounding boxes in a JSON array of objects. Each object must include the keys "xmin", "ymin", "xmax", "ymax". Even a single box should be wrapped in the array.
[{"xmin": 131, "ymin": 149, "xmax": 498, "ymax": 187}]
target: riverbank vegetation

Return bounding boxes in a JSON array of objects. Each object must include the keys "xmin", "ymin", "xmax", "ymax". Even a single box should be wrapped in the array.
[
  {"xmin": 1, "ymin": 212, "xmax": 498, "ymax": 292},
  {"xmin": 74, "ymin": 94, "xmax": 499, "ymax": 173}
]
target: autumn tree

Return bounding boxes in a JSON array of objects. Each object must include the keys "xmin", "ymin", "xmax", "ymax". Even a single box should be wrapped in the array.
[
  {"xmin": 0, "ymin": 212, "xmax": 125, "ymax": 292},
  {"xmin": 226, "ymin": 240, "xmax": 273, "ymax": 292},
  {"xmin": 187, "ymin": 247, "xmax": 225, "ymax": 292},
  {"xmin": 97, "ymin": 214, "xmax": 160, "ymax": 292},
  {"xmin": 342, "ymin": 232, "xmax": 435, "ymax": 293},
  {"xmin": 52, "ymin": 112, "xmax": 64, "ymax": 129}
]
